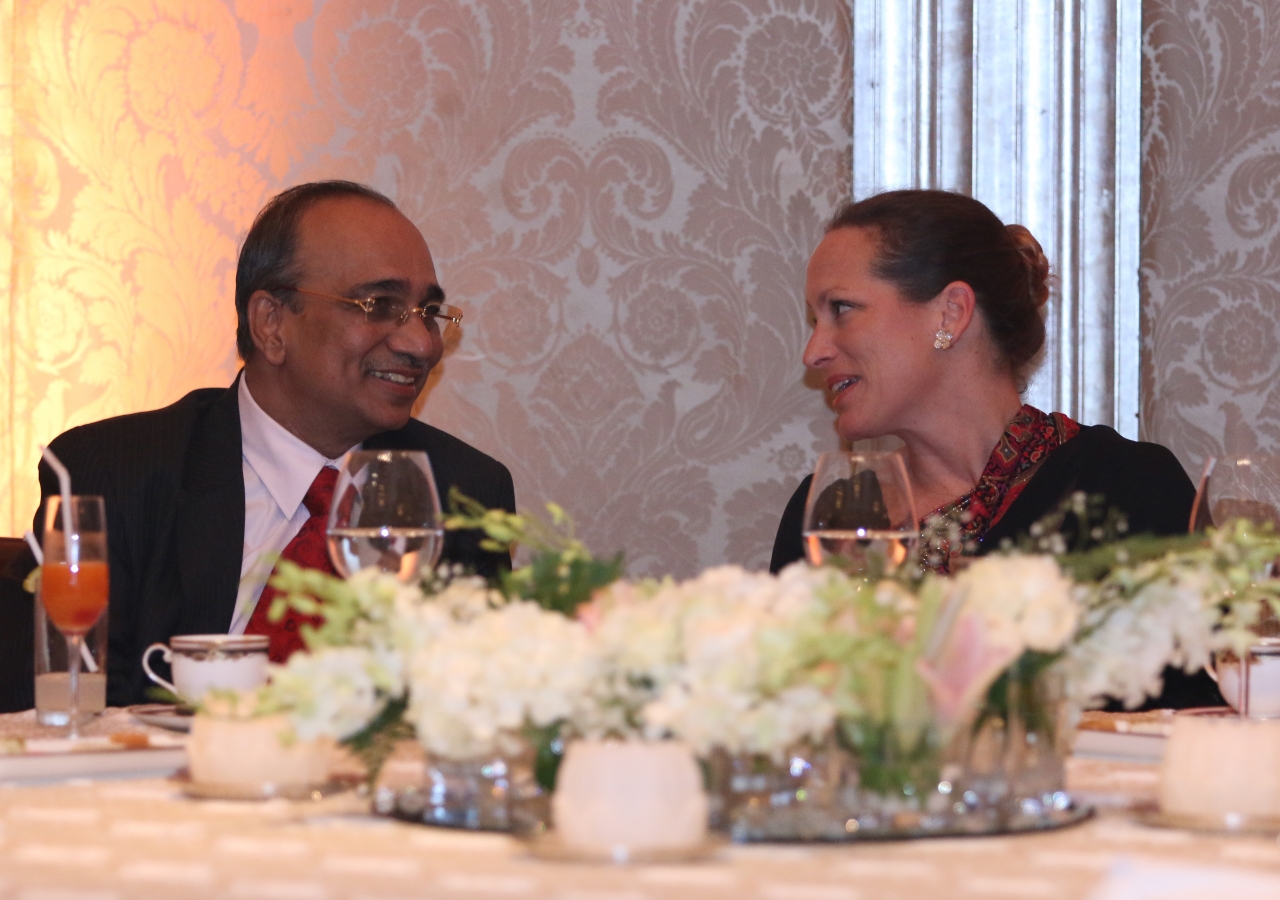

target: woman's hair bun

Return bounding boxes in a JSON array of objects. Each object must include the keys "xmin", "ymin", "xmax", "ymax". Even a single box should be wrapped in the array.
[
  {"xmin": 1006, "ymin": 224, "xmax": 1050, "ymax": 308},
  {"xmin": 827, "ymin": 191, "xmax": 1049, "ymax": 383}
]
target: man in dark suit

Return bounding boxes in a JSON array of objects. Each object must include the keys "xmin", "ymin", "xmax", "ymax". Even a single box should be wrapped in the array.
[{"xmin": 1, "ymin": 181, "xmax": 515, "ymax": 709}]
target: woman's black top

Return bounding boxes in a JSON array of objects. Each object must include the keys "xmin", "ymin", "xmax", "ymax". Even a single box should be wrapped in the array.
[{"xmin": 768, "ymin": 424, "xmax": 1220, "ymax": 709}]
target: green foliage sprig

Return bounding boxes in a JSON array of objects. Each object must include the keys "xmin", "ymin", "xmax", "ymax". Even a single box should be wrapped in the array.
[{"xmin": 444, "ymin": 489, "xmax": 624, "ymax": 616}]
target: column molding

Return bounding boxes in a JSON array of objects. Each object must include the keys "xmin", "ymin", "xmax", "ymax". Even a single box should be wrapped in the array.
[{"xmin": 852, "ymin": 0, "xmax": 1141, "ymax": 437}]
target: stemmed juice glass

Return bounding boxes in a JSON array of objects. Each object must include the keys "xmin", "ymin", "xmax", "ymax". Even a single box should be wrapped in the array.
[
  {"xmin": 326, "ymin": 450, "xmax": 445, "ymax": 580},
  {"xmin": 39, "ymin": 495, "xmax": 109, "ymax": 739},
  {"xmin": 1191, "ymin": 455, "xmax": 1280, "ymax": 716},
  {"xmin": 802, "ymin": 451, "xmax": 920, "ymax": 576}
]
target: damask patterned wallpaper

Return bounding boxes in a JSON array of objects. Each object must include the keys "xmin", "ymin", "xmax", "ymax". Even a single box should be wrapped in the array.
[
  {"xmin": 1, "ymin": 0, "xmax": 850, "ymax": 576},
  {"xmin": 1142, "ymin": 0, "xmax": 1280, "ymax": 473}
]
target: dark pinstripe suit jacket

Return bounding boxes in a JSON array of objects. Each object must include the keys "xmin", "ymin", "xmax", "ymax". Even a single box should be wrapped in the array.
[{"xmin": 13, "ymin": 379, "xmax": 515, "ymax": 708}]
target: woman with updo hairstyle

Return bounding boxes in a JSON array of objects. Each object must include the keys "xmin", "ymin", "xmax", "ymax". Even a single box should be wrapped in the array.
[
  {"xmin": 771, "ymin": 190, "xmax": 1214, "ymax": 707},
  {"xmin": 771, "ymin": 189, "xmax": 1196, "ymax": 576}
]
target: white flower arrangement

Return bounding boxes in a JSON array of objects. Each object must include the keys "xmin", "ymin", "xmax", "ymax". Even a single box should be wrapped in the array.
[
  {"xmin": 265, "ymin": 645, "xmax": 400, "ymax": 742},
  {"xmin": 584, "ymin": 565, "xmax": 839, "ymax": 759},
  {"xmin": 406, "ymin": 599, "xmax": 597, "ymax": 760},
  {"xmin": 1059, "ymin": 520, "xmax": 1280, "ymax": 709},
  {"xmin": 244, "ymin": 501, "xmax": 1280, "ymax": 789}
]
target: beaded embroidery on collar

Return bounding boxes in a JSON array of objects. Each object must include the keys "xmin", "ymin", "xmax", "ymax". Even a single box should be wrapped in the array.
[{"xmin": 921, "ymin": 405, "xmax": 1081, "ymax": 573}]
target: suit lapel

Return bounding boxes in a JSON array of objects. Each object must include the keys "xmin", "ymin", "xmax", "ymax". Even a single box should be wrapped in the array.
[{"xmin": 173, "ymin": 380, "xmax": 246, "ymax": 634}]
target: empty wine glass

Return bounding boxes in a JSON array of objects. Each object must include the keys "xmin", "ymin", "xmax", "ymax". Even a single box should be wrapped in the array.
[
  {"xmin": 326, "ymin": 450, "xmax": 445, "ymax": 580},
  {"xmin": 802, "ymin": 451, "xmax": 920, "ymax": 575},
  {"xmin": 39, "ymin": 495, "xmax": 109, "ymax": 739},
  {"xmin": 1191, "ymin": 454, "xmax": 1280, "ymax": 645},
  {"xmin": 1190, "ymin": 455, "xmax": 1280, "ymax": 533}
]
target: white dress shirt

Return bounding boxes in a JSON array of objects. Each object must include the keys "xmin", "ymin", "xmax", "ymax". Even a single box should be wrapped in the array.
[{"xmin": 230, "ymin": 377, "xmax": 354, "ymax": 634}]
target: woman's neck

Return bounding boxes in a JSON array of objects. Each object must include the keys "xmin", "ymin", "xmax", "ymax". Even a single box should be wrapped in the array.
[{"xmin": 897, "ymin": 386, "xmax": 1026, "ymax": 517}]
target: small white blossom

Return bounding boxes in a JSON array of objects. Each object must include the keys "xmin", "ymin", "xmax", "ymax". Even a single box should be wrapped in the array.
[
  {"xmin": 406, "ymin": 601, "xmax": 598, "ymax": 760},
  {"xmin": 950, "ymin": 555, "xmax": 1080, "ymax": 653},
  {"xmin": 267, "ymin": 646, "xmax": 396, "ymax": 741},
  {"xmin": 587, "ymin": 564, "xmax": 838, "ymax": 759}
]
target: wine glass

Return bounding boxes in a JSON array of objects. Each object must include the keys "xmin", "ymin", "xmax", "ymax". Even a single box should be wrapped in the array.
[
  {"xmin": 326, "ymin": 450, "xmax": 445, "ymax": 580},
  {"xmin": 39, "ymin": 495, "xmax": 109, "ymax": 739},
  {"xmin": 802, "ymin": 451, "xmax": 920, "ymax": 575},
  {"xmin": 1190, "ymin": 454, "xmax": 1280, "ymax": 533},
  {"xmin": 1193, "ymin": 454, "xmax": 1280, "ymax": 697}
]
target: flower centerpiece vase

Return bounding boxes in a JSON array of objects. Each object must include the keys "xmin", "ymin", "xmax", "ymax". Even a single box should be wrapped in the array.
[{"xmin": 374, "ymin": 737, "xmax": 547, "ymax": 832}]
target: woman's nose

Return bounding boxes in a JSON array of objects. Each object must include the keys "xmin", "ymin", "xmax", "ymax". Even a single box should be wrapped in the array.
[{"xmin": 802, "ymin": 324, "xmax": 834, "ymax": 371}]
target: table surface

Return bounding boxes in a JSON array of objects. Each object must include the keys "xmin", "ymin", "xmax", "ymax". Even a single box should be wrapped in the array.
[{"xmin": 3, "ymin": 714, "xmax": 1280, "ymax": 899}]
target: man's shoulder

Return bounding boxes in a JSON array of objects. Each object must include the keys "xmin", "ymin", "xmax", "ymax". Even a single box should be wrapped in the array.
[
  {"xmin": 52, "ymin": 388, "xmax": 228, "ymax": 444},
  {"xmin": 367, "ymin": 419, "xmax": 514, "ymax": 509},
  {"xmin": 369, "ymin": 419, "xmax": 506, "ymax": 472},
  {"xmin": 46, "ymin": 386, "xmax": 234, "ymax": 479}
]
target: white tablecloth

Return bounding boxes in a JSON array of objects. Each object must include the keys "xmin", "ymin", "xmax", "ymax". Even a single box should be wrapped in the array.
[{"xmin": 1, "ymin": 754, "xmax": 1279, "ymax": 899}]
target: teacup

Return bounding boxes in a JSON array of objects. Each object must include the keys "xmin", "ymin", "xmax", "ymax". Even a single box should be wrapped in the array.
[
  {"xmin": 1209, "ymin": 640, "xmax": 1280, "ymax": 718},
  {"xmin": 142, "ymin": 634, "xmax": 269, "ymax": 703}
]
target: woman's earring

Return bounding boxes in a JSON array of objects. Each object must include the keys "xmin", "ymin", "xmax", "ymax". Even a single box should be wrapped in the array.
[{"xmin": 934, "ymin": 329, "xmax": 953, "ymax": 350}]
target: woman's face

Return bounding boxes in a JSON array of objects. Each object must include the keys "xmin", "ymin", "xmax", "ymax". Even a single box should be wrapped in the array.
[{"xmin": 803, "ymin": 227, "xmax": 944, "ymax": 443}]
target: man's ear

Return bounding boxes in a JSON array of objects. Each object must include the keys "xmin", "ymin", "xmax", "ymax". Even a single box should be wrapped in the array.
[
  {"xmin": 937, "ymin": 280, "xmax": 978, "ymax": 342},
  {"xmin": 247, "ymin": 290, "xmax": 289, "ymax": 365}
]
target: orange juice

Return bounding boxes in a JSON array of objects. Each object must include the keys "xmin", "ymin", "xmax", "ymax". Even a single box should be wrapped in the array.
[{"xmin": 41, "ymin": 560, "xmax": 109, "ymax": 635}]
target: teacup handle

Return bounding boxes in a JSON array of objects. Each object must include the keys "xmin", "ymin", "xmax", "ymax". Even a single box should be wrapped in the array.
[
  {"xmin": 1203, "ymin": 650, "xmax": 1244, "ymax": 716},
  {"xmin": 141, "ymin": 643, "xmax": 178, "ymax": 695}
]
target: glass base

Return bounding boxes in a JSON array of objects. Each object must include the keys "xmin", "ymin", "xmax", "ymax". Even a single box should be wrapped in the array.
[
  {"xmin": 35, "ymin": 708, "xmax": 103, "ymax": 728},
  {"xmin": 373, "ymin": 752, "xmax": 549, "ymax": 832},
  {"xmin": 708, "ymin": 740, "xmax": 1088, "ymax": 842}
]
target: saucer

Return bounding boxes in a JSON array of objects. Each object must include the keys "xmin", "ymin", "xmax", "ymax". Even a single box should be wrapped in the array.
[
  {"xmin": 178, "ymin": 776, "xmax": 347, "ymax": 802},
  {"xmin": 1136, "ymin": 807, "xmax": 1280, "ymax": 836},
  {"xmin": 128, "ymin": 703, "xmax": 194, "ymax": 733},
  {"xmin": 522, "ymin": 831, "xmax": 725, "ymax": 864}
]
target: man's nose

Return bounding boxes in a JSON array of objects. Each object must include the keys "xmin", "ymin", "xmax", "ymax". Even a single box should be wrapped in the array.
[{"xmin": 386, "ymin": 311, "xmax": 441, "ymax": 359}]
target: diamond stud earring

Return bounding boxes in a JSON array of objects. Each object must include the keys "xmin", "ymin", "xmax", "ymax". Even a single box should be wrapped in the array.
[{"xmin": 934, "ymin": 329, "xmax": 954, "ymax": 350}]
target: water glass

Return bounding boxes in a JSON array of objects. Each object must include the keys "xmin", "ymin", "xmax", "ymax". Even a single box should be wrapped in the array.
[
  {"xmin": 802, "ymin": 452, "xmax": 919, "ymax": 575},
  {"xmin": 327, "ymin": 450, "xmax": 444, "ymax": 579}
]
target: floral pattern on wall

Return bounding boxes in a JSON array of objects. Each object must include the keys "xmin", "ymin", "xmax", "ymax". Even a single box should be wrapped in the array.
[
  {"xmin": 2, "ymin": 0, "xmax": 850, "ymax": 576},
  {"xmin": 1143, "ymin": 0, "xmax": 1280, "ymax": 472}
]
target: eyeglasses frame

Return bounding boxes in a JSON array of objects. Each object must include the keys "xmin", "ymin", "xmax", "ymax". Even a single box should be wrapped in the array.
[{"xmin": 276, "ymin": 286, "xmax": 463, "ymax": 330}]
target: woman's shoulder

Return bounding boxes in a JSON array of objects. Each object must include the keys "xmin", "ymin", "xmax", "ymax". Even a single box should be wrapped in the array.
[
  {"xmin": 1065, "ymin": 423, "xmax": 1191, "ymax": 481},
  {"xmin": 986, "ymin": 421, "xmax": 1196, "ymax": 545}
]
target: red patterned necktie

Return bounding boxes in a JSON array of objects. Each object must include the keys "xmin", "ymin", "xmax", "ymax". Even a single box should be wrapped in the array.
[{"xmin": 245, "ymin": 466, "xmax": 338, "ymax": 663}]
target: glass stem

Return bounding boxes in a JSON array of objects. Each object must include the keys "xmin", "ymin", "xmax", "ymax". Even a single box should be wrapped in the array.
[{"xmin": 66, "ymin": 634, "xmax": 82, "ymax": 739}]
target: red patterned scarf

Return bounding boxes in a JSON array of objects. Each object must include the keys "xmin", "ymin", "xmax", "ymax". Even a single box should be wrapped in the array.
[{"xmin": 922, "ymin": 405, "xmax": 1080, "ymax": 573}]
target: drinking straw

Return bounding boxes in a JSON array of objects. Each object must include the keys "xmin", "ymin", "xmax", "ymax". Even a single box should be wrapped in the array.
[
  {"xmin": 23, "ymin": 530, "xmax": 43, "ymax": 565},
  {"xmin": 39, "ymin": 445, "xmax": 75, "ymax": 563},
  {"xmin": 23, "ymin": 529, "xmax": 99, "ymax": 673}
]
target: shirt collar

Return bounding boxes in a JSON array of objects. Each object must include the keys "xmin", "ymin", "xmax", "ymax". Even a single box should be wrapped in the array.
[{"xmin": 238, "ymin": 375, "xmax": 354, "ymax": 519}]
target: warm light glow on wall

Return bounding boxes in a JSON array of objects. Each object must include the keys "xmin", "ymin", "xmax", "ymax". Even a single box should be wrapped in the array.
[
  {"xmin": 2, "ymin": 0, "xmax": 310, "ymax": 534},
  {"xmin": 2, "ymin": 0, "xmax": 15, "ymax": 536},
  {"xmin": 0, "ymin": 0, "xmax": 849, "ymax": 575}
]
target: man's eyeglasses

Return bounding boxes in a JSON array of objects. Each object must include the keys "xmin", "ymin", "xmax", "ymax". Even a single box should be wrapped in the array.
[{"xmin": 279, "ymin": 287, "xmax": 463, "ymax": 335}]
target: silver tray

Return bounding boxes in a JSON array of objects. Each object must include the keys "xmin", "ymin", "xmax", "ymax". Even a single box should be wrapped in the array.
[
  {"xmin": 727, "ymin": 800, "xmax": 1094, "ymax": 842},
  {"xmin": 522, "ymin": 831, "xmax": 726, "ymax": 864}
]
